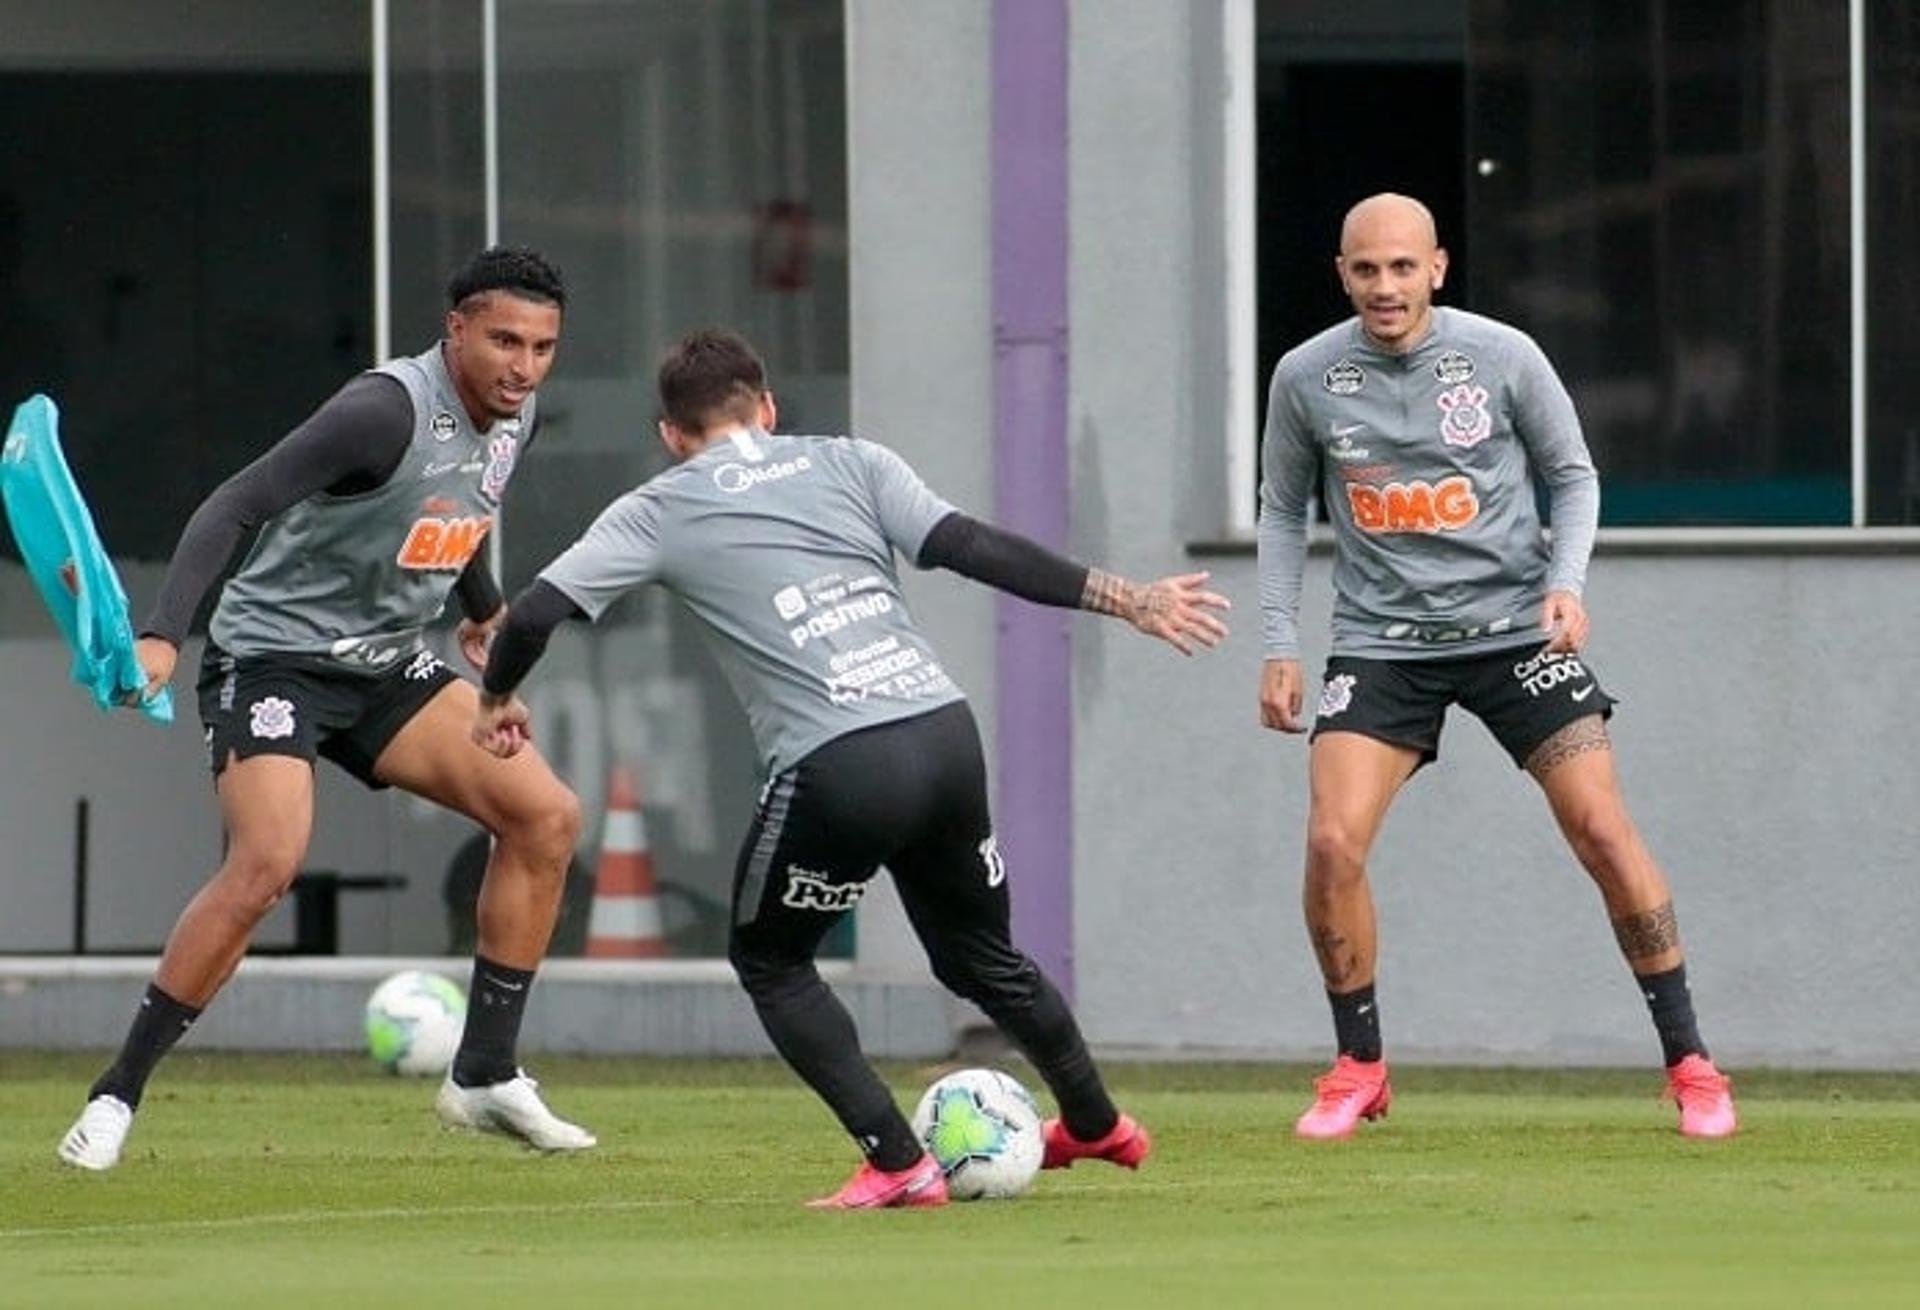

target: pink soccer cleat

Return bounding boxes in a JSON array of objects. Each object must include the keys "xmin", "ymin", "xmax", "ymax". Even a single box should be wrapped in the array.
[
  {"xmin": 1041, "ymin": 1112, "xmax": 1152, "ymax": 1170},
  {"xmin": 1294, "ymin": 1055, "xmax": 1391, "ymax": 1140},
  {"xmin": 1665, "ymin": 1053, "xmax": 1738, "ymax": 1138},
  {"xmin": 806, "ymin": 1153, "xmax": 949, "ymax": 1210}
]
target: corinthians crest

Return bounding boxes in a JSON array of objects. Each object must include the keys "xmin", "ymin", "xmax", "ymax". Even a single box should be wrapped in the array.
[
  {"xmin": 480, "ymin": 433, "xmax": 520, "ymax": 503},
  {"xmin": 1436, "ymin": 382, "xmax": 1492, "ymax": 449}
]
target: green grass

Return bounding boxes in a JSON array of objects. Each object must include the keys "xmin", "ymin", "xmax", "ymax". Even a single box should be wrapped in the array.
[{"xmin": 3, "ymin": 1054, "xmax": 1916, "ymax": 1309}]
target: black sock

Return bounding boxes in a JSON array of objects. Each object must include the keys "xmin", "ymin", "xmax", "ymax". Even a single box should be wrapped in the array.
[
  {"xmin": 90, "ymin": 983, "xmax": 202, "ymax": 1110},
  {"xmin": 1636, "ymin": 963, "xmax": 1707, "ymax": 1066},
  {"xmin": 1329, "ymin": 984, "xmax": 1382, "ymax": 1063},
  {"xmin": 451, "ymin": 955, "xmax": 535, "ymax": 1087}
]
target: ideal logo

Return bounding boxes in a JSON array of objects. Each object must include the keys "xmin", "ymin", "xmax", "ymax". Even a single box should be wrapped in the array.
[
  {"xmin": 781, "ymin": 866, "xmax": 866, "ymax": 912},
  {"xmin": 397, "ymin": 515, "xmax": 491, "ymax": 569},
  {"xmin": 1347, "ymin": 475, "xmax": 1479, "ymax": 534}
]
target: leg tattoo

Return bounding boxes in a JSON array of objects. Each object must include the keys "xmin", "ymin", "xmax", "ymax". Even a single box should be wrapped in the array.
[
  {"xmin": 1612, "ymin": 900, "xmax": 1681, "ymax": 962},
  {"xmin": 1313, "ymin": 927, "xmax": 1360, "ymax": 988},
  {"xmin": 1525, "ymin": 715, "xmax": 1610, "ymax": 778}
]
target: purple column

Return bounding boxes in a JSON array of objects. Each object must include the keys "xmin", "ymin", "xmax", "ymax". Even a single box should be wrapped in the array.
[{"xmin": 991, "ymin": 0, "xmax": 1073, "ymax": 995}]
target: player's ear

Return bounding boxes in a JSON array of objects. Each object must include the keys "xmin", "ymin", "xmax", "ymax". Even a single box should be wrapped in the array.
[
  {"xmin": 1431, "ymin": 247, "xmax": 1449, "ymax": 290},
  {"xmin": 757, "ymin": 390, "xmax": 777, "ymax": 432}
]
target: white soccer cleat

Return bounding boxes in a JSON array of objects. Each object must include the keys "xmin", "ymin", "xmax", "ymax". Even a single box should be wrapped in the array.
[
  {"xmin": 57, "ymin": 1094, "xmax": 135, "ymax": 1171},
  {"xmin": 435, "ymin": 1069, "xmax": 596, "ymax": 1152}
]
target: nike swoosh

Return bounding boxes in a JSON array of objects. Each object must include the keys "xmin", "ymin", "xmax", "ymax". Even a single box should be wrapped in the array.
[
  {"xmin": 1331, "ymin": 423, "xmax": 1367, "ymax": 438},
  {"xmin": 1571, "ymin": 684, "xmax": 1596, "ymax": 702}
]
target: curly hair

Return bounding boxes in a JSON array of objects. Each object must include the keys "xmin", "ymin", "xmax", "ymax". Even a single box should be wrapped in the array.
[{"xmin": 447, "ymin": 245, "xmax": 567, "ymax": 312}]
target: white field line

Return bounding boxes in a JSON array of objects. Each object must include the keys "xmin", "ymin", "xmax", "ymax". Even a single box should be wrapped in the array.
[{"xmin": 2, "ymin": 1173, "xmax": 1462, "ymax": 1242}]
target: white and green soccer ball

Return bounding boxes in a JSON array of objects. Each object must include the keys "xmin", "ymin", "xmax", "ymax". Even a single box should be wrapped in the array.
[
  {"xmin": 364, "ymin": 970, "xmax": 466, "ymax": 1077},
  {"xmin": 910, "ymin": 1067, "xmax": 1045, "ymax": 1200}
]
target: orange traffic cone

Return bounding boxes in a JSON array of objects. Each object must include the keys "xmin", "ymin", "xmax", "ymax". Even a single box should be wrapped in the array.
[{"xmin": 585, "ymin": 765, "xmax": 669, "ymax": 958}]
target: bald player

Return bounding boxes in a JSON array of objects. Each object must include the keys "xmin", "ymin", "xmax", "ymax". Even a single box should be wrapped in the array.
[
  {"xmin": 58, "ymin": 247, "xmax": 594, "ymax": 1172},
  {"xmin": 473, "ymin": 327, "xmax": 1230, "ymax": 1208},
  {"xmin": 1257, "ymin": 193, "xmax": 1736, "ymax": 1140}
]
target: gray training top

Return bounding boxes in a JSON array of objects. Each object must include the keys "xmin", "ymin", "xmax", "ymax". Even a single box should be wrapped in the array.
[
  {"xmin": 1258, "ymin": 306, "xmax": 1599, "ymax": 660},
  {"xmin": 539, "ymin": 429, "xmax": 965, "ymax": 775},
  {"xmin": 212, "ymin": 343, "xmax": 533, "ymax": 674}
]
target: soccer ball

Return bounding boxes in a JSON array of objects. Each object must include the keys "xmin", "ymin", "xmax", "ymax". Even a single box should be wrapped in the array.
[
  {"xmin": 910, "ymin": 1067, "xmax": 1045, "ymax": 1200},
  {"xmin": 364, "ymin": 970, "xmax": 466, "ymax": 1076}
]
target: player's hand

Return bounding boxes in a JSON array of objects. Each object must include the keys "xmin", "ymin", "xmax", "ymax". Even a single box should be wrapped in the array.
[
  {"xmin": 1259, "ymin": 658, "xmax": 1306, "ymax": 733},
  {"xmin": 125, "ymin": 636, "xmax": 178, "ymax": 707},
  {"xmin": 1126, "ymin": 571, "xmax": 1232, "ymax": 655},
  {"xmin": 472, "ymin": 691, "xmax": 532, "ymax": 758},
  {"xmin": 1541, "ymin": 589, "xmax": 1589, "ymax": 654},
  {"xmin": 457, "ymin": 605, "xmax": 506, "ymax": 672}
]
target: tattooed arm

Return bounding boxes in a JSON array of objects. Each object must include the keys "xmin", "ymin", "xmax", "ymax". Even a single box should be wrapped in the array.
[
  {"xmin": 1080, "ymin": 568, "xmax": 1231, "ymax": 655},
  {"xmin": 917, "ymin": 512, "xmax": 1232, "ymax": 655}
]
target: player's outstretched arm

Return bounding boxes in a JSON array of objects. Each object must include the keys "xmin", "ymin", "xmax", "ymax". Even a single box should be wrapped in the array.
[
  {"xmin": 916, "ymin": 511, "xmax": 1229, "ymax": 654},
  {"xmin": 1081, "ymin": 569, "xmax": 1231, "ymax": 655}
]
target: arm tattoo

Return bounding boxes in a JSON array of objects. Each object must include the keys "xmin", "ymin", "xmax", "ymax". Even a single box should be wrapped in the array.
[
  {"xmin": 1524, "ymin": 715, "xmax": 1610, "ymax": 778},
  {"xmin": 1612, "ymin": 901, "xmax": 1681, "ymax": 961},
  {"xmin": 1081, "ymin": 568, "xmax": 1138, "ymax": 619}
]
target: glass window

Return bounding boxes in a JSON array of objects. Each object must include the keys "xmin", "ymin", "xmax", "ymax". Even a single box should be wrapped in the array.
[
  {"xmin": 491, "ymin": 0, "xmax": 851, "ymax": 957},
  {"xmin": 1866, "ymin": 0, "xmax": 1920, "ymax": 525},
  {"xmin": 1255, "ymin": 0, "xmax": 1879, "ymax": 527},
  {"xmin": 1467, "ymin": 0, "xmax": 1850, "ymax": 525}
]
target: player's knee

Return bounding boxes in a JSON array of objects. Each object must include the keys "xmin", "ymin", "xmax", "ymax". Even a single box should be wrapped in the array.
[
  {"xmin": 1304, "ymin": 821, "xmax": 1369, "ymax": 889},
  {"xmin": 930, "ymin": 951, "xmax": 1038, "ymax": 1012},
  {"xmin": 728, "ymin": 937, "xmax": 814, "ymax": 1004},
  {"xmin": 499, "ymin": 782, "xmax": 582, "ymax": 869},
  {"xmin": 215, "ymin": 848, "xmax": 303, "ymax": 919},
  {"xmin": 1563, "ymin": 806, "xmax": 1637, "ymax": 878}
]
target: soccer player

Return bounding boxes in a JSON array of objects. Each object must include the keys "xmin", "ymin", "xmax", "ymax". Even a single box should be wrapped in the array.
[
  {"xmin": 1258, "ymin": 194, "xmax": 1737, "ymax": 1140},
  {"xmin": 472, "ymin": 328, "xmax": 1230, "ymax": 1208},
  {"xmin": 57, "ymin": 247, "xmax": 595, "ymax": 1171}
]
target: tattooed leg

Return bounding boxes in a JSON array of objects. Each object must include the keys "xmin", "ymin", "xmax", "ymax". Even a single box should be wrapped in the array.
[
  {"xmin": 1524, "ymin": 714, "xmax": 1610, "ymax": 778},
  {"xmin": 1312, "ymin": 927, "xmax": 1363, "ymax": 990},
  {"xmin": 1613, "ymin": 900, "xmax": 1682, "ymax": 964}
]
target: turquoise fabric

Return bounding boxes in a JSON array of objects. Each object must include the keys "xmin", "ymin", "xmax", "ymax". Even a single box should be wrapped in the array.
[{"xmin": 2, "ymin": 394, "xmax": 174, "ymax": 722}]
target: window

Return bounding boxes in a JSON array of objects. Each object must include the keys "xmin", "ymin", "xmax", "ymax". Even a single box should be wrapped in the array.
[{"xmin": 1252, "ymin": 0, "xmax": 1914, "ymax": 529}]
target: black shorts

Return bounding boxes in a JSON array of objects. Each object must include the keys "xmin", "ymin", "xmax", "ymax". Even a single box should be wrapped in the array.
[
  {"xmin": 731, "ymin": 700, "xmax": 1014, "ymax": 966},
  {"xmin": 196, "ymin": 645, "xmax": 460, "ymax": 788},
  {"xmin": 1308, "ymin": 640, "xmax": 1616, "ymax": 768}
]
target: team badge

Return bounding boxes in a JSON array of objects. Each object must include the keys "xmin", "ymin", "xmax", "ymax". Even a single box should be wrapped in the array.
[
  {"xmin": 430, "ymin": 410, "xmax": 459, "ymax": 442},
  {"xmin": 1318, "ymin": 673, "xmax": 1357, "ymax": 718},
  {"xmin": 1323, "ymin": 361, "xmax": 1365, "ymax": 395},
  {"xmin": 1437, "ymin": 383, "xmax": 1492, "ymax": 448},
  {"xmin": 248, "ymin": 696, "xmax": 296, "ymax": 740},
  {"xmin": 479, "ymin": 433, "xmax": 519, "ymax": 504},
  {"xmin": 1433, "ymin": 350, "xmax": 1475, "ymax": 384}
]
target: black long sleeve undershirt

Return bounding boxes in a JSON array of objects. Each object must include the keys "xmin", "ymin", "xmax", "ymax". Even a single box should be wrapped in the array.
[
  {"xmin": 915, "ymin": 510, "xmax": 1089, "ymax": 608},
  {"xmin": 482, "ymin": 579, "xmax": 585, "ymax": 697},
  {"xmin": 141, "ymin": 372, "xmax": 506, "ymax": 643}
]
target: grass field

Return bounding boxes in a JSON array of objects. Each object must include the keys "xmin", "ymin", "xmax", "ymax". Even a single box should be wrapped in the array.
[{"xmin": 2, "ymin": 1053, "xmax": 1916, "ymax": 1308}]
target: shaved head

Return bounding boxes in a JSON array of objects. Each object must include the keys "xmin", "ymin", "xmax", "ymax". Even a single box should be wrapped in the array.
[
  {"xmin": 1335, "ymin": 193, "xmax": 1448, "ymax": 352},
  {"xmin": 1340, "ymin": 193, "xmax": 1440, "ymax": 256}
]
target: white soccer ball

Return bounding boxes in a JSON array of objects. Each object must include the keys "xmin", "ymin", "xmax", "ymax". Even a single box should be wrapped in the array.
[
  {"xmin": 910, "ymin": 1067, "xmax": 1045, "ymax": 1200},
  {"xmin": 364, "ymin": 970, "xmax": 466, "ymax": 1077}
]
